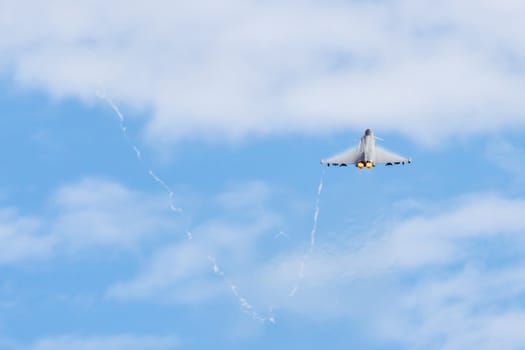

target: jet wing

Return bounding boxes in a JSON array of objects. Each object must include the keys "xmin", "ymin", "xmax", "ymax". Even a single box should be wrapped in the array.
[
  {"xmin": 375, "ymin": 146, "xmax": 410, "ymax": 165},
  {"xmin": 321, "ymin": 146, "xmax": 363, "ymax": 166}
]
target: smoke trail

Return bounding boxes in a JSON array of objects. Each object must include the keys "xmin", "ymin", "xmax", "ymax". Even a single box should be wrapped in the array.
[
  {"xmin": 309, "ymin": 174, "xmax": 324, "ymax": 253},
  {"xmin": 96, "ymin": 91, "xmax": 182, "ymax": 213},
  {"xmin": 208, "ymin": 256, "xmax": 275, "ymax": 323},
  {"xmin": 148, "ymin": 170, "xmax": 182, "ymax": 213},
  {"xmin": 289, "ymin": 169, "xmax": 325, "ymax": 297},
  {"xmin": 98, "ymin": 94, "xmax": 273, "ymax": 323}
]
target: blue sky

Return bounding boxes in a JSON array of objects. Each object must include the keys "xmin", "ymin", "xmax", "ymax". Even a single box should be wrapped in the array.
[{"xmin": 2, "ymin": 1, "xmax": 525, "ymax": 349}]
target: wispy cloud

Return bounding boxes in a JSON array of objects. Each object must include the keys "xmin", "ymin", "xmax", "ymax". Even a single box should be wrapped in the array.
[
  {"xmin": 107, "ymin": 241, "xmax": 224, "ymax": 304},
  {"xmin": 51, "ymin": 178, "xmax": 179, "ymax": 251},
  {"xmin": 387, "ymin": 266, "xmax": 525, "ymax": 349},
  {"xmin": 1, "ymin": 0, "xmax": 525, "ymax": 144},
  {"xmin": 0, "ymin": 177, "xmax": 179, "ymax": 265},
  {"xmin": 0, "ymin": 208, "xmax": 55, "ymax": 264},
  {"xmin": 29, "ymin": 334, "xmax": 178, "ymax": 350}
]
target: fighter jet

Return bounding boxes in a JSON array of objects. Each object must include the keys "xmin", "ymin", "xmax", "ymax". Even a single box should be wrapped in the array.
[{"xmin": 321, "ymin": 129, "xmax": 411, "ymax": 169}]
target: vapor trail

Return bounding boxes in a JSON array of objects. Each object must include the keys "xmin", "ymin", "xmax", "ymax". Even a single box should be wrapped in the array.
[
  {"xmin": 96, "ymin": 91, "xmax": 182, "ymax": 213},
  {"xmin": 309, "ymin": 174, "xmax": 324, "ymax": 252},
  {"xmin": 208, "ymin": 256, "xmax": 275, "ymax": 323},
  {"xmin": 289, "ymin": 168, "xmax": 325, "ymax": 296},
  {"xmin": 98, "ymin": 93, "xmax": 273, "ymax": 323}
]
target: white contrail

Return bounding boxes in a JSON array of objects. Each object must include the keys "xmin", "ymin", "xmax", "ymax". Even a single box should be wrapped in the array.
[
  {"xmin": 96, "ymin": 91, "xmax": 183, "ymax": 213},
  {"xmin": 208, "ymin": 256, "xmax": 275, "ymax": 323},
  {"xmin": 133, "ymin": 146, "xmax": 141, "ymax": 159},
  {"xmin": 99, "ymin": 93, "xmax": 273, "ymax": 323},
  {"xmin": 289, "ymin": 169, "xmax": 325, "ymax": 297},
  {"xmin": 148, "ymin": 170, "xmax": 182, "ymax": 213},
  {"xmin": 309, "ymin": 176, "xmax": 324, "ymax": 252}
]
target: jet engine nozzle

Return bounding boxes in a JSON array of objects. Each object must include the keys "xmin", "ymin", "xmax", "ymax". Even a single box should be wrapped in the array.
[{"xmin": 357, "ymin": 162, "xmax": 365, "ymax": 169}]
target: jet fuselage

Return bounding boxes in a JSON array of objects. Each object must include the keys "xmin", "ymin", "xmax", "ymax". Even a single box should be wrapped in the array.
[{"xmin": 357, "ymin": 128, "xmax": 376, "ymax": 168}]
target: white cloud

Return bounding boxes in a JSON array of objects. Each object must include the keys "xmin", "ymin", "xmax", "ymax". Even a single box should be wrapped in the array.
[
  {"xmin": 107, "ymin": 242, "xmax": 223, "ymax": 304},
  {"xmin": 380, "ymin": 266, "xmax": 525, "ymax": 349},
  {"xmin": 51, "ymin": 178, "xmax": 178, "ymax": 250},
  {"xmin": 2, "ymin": 0, "xmax": 525, "ymax": 144},
  {"xmin": 30, "ymin": 334, "xmax": 178, "ymax": 350},
  {"xmin": 0, "ymin": 178, "xmax": 179, "ymax": 265},
  {"xmin": 0, "ymin": 208, "xmax": 55, "ymax": 264}
]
